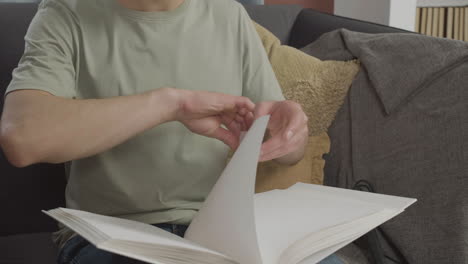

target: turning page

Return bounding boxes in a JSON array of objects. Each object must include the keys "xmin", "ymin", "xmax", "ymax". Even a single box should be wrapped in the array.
[{"xmin": 184, "ymin": 115, "xmax": 270, "ymax": 264}]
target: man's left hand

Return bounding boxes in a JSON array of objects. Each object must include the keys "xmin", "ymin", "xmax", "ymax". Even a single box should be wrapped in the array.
[{"xmin": 254, "ymin": 100, "xmax": 309, "ymax": 164}]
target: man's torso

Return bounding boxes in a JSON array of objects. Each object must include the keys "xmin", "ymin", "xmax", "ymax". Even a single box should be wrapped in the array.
[{"xmin": 52, "ymin": 0, "xmax": 245, "ymax": 224}]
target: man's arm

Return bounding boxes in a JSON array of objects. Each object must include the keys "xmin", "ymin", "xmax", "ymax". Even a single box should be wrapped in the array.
[
  {"xmin": 0, "ymin": 88, "xmax": 254, "ymax": 167},
  {"xmin": 237, "ymin": 5, "xmax": 308, "ymax": 165}
]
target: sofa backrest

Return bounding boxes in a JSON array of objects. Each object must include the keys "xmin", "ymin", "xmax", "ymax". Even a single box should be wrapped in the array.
[
  {"xmin": 289, "ymin": 8, "xmax": 410, "ymax": 49},
  {"xmin": 0, "ymin": 2, "xmax": 302, "ymax": 236},
  {"xmin": 243, "ymin": 4, "xmax": 302, "ymax": 45},
  {"xmin": 0, "ymin": 2, "xmax": 67, "ymax": 237},
  {"xmin": 0, "ymin": 3, "xmax": 37, "ymax": 113}
]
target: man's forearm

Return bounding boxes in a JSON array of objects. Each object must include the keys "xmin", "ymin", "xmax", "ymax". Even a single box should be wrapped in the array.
[{"xmin": 0, "ymin": 87, "xmax": 179, "ymax": 167}]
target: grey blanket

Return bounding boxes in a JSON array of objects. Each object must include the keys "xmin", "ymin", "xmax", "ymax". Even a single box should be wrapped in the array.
[{"xmin": 301, "ymin": 29, "xmax": 468, "ymax": 264}]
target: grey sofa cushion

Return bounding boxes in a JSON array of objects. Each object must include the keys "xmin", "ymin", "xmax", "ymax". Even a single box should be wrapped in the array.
[
  {"xmin": 307, "ymin": 29, "xmax": 468, "ymax": 264},
  {"xmin": 325, "ymin": 30, "xmax": 468, "ymax": 115},
  {"xmin": 0, "ymin": 233, "xmax": 58, "ymax": 264},
  {"xmin": 243, "ymin": 4, "xmax": 302, "ymax": 45}
]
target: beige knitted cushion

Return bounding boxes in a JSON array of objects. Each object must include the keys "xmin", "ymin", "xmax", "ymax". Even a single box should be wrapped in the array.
[
  {"xmin": 253, "ymin": 21, "xmax": 360, "ymax": 136},
  {"xmin": 253, "ymin": 21, "xmax": 359, "ymax": 192}
]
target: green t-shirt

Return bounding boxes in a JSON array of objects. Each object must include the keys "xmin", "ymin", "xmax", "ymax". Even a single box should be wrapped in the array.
[{"xmin": 6, "ymin": 0, "xmax": 284, "ymax": 244}]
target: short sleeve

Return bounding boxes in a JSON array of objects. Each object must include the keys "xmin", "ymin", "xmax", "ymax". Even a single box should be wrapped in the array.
[
  {"xmin": 238, "ymin": 6, "xmax": 285, "ymax": 103},
  {"xmin": 5, "ymin": 0, "xmax": 78, "ymax": 99}
]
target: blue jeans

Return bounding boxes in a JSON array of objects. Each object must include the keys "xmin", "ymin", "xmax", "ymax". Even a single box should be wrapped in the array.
[{"xmin": 57, "ymin": 223, "xmax": 343, "ymax": 264}]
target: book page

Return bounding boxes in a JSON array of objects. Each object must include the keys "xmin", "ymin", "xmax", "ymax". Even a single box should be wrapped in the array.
[
  {"xmin": 253, "ymin": 187, "xmax": 381, "ymax": 264},
  {"xmin": 254, "ymin": 183, "xmax": 416, "ymax": 264},
  {"xmin": 288, "ymin": 183, "xmax": 415, "ymax": 211},
  {"xmin": 184, "ymin": 116, "xmax": 269, "ymax": 264},
  {"xmin": 45, "ymin": 208, "xmax": 230, "ymax": 259},
  {"xmin": 297, "ymin": 238, "xmax": 357, "ymax": 264}
]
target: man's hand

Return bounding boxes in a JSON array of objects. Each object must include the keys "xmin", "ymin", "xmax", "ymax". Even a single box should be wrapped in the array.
[
  {"xmin": 254, "ymin": 100, "xmax": 308, "ymax": 164},
  {"xmin": 171, "ymin": 89, "xmax": 255, "ymax": 150},
  {"xmin": 0, "ymin": 87, "xmax": 254, "ymax": 167}
]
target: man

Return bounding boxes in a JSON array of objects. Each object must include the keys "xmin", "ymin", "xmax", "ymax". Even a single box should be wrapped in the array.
[{"xmin": 0, "ymin": 0, "xmax": 342, "ymax": 263}]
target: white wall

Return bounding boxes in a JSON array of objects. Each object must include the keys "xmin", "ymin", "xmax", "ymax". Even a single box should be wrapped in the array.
[
  {"xmin": 335, "ymin": 0, "xmax": 417, "ymax": 31},
  {"xmin": 335, "ymin": 0, "xmax": 390, "ymax": 26},
  {"xmin": 389, "ymin": 0, "xmax": 417, "ymax": 31}
]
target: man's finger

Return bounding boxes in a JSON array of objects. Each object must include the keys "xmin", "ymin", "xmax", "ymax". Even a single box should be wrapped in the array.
[
  {"xmin": 220, "ymin": 112, "xmax": 236, "ymax": 127},
  {"xmin": 254, "ymin": 101, "xmax": 275, "ymax": 119},
  {"xmin": 244, "ymin": 112, "xmax": 254, "ymax": 131},
  {"xmin": 210, "ymin": 126, "xmax": 239, "ymax": 150},
  {"xmin": 221, "ymin": 114, "xmax": 241, "ymax": 140},
  {"xmin": 235, "ymin": 97, "xmax": 255, "ymax": 112},
  {"xmin": 220, "ymin": 112, "xmax": 239, "ymax": 127},
  {"xmin": 259, "ymin": 131, "xmax": 291, "ymax": 159},
  {"xmin": 259, "ymin": 131, "xmax": 302, "ymax": 161},
  {"xmin": 234, "ymin": 113, "xmax": 245, "ymax": 122},
  {"xmin": 221, "ymin": 96, "xmax": 254, "ymax": 114},
  {"xmin": 260, "ymin": 126, "xmax": 307, "ymax": 161}
]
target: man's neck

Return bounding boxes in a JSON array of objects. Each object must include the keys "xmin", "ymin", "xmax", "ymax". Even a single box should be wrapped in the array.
[{"xmin": 117, "ymin": 0, "xmax": 185, "ymax": 12}]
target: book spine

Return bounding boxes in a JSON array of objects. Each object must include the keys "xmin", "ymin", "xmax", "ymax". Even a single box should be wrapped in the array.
[
  {"xmin": 465, "ymin": 7, "xmax": 468, "ymax": 41},
  {"xmin": 438, "ymin": 7, "xmax": 445, "ymax": 38},
  {"xmin": 432, "ymin": 7, "xmax": 439, "ymax": 36},
  {"xmin": 460, "ymin": 7, "xmax": 465, "ymax": 41},
  {"xmin": 447, "ymin": 7, "xmax": 454, "ymax": 39},
  {"xmin": 427, "ymin": 7, "xmax": 433, "ymax": 36},
  {"xmin": 421, "ymin": 7, "xmax": 428, "ymax": 35},
  {"xmin": 455, "ymin": 7, "xmax": 460, "ymax": 40},
  {"xmin": 416, "ymin": 7, "xmax": 421, "ymax": 32}
]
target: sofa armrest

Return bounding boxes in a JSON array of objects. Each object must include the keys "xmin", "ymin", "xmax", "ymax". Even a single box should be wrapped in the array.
[{"xmin": 288, "ymin": 8, "xmax": 412, "ymax": 49}]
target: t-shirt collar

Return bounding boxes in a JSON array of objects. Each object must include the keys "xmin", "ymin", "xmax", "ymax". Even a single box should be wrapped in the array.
[{"xmin": 115, "ymin": 0, "xmax": 192, "ymax": 22}]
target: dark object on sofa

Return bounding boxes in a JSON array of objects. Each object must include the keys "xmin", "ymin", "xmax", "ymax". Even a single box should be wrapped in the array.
[{"xmin": 0, "ymin": 2, "xmax": 407, "ymax": 264}]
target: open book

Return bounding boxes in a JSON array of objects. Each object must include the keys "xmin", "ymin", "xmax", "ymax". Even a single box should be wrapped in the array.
[{"xmin": 43, "ymin": 116, "xmax": 416, "ymax": 264}]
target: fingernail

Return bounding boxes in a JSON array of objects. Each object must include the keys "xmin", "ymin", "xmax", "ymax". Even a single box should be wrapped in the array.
[{"xmin": 286, "ymin": 130, "xmax": 293, "ymax": 140}]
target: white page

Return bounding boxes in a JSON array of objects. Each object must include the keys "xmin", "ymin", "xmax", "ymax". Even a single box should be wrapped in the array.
[
  {"xmin": 254, "ymin": 183, "xmax": 416, "ymax": 264},
  {"xmin": 98, "ymin": 240, "xmax": 237, "ymax": 264},
  {"xmin": 281, "ymin": 209, "xmax": 399, "ymax": 264},
  {"xmin": 184, "ymin": 116, "xmax": 269, "ymax": 264},
  {"xmin": 288, "ymin": 183, "xmax": 416, "ymax": 211},
  {"xmin": 47, "ymin": 208, "xmax": 228, "ymax": 258},
  {"xmin": 254, "ymin": 187, "xmax": 381, "ymax": 264},
  {"xmin": 297, "ymin": 237, "xmax": 357, "ymax": 264}
]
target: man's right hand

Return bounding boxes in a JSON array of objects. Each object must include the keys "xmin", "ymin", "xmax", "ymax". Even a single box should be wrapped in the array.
[
  {"xmin": 166, "ymin": 88, "xmax": 255, "ymax": 150},
  {"xmin": 0, "ymin": 87, "xmax": 254, "ymax": 167}
]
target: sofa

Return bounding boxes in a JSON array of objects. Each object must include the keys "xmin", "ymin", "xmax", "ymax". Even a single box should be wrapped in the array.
[{"xmin": 0, "ymin": 2, "xmax": 414, "ymax": 264}]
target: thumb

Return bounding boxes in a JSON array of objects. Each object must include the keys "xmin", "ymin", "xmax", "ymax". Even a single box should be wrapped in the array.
[
  {"xmin": 210, "ymin": 126, "xmax": 239, "ymax": 150},
  {"xmin": 254, "ymin": 101, "xmax": 275, "ymax": 119}
]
